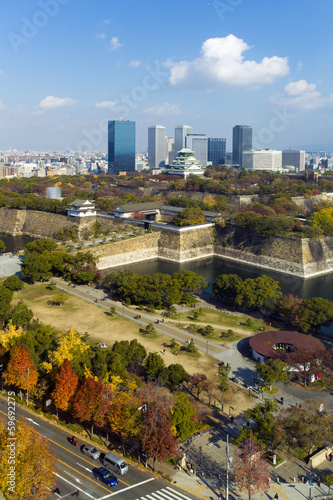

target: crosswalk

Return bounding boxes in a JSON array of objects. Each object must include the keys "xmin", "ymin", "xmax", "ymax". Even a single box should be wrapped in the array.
[{"xmin": 133, "ymin": 486, "xmax": 195, "ymax": 500}]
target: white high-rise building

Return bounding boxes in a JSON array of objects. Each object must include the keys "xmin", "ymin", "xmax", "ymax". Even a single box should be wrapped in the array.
[
  {"xmin": 185, "ymin": 134, "xmax": 207, "ymax": 167},
  {"xmin": 242, "ymin": 150, "xmax": 282, "ymax": 171},
  {"xmin": 174, "ymin": 125, "xmax": 192, "ymax": 155},
  {"xmin": 148, "ymin": 125, "xmax": 166, "ymax": 168},
  {"xmin": 282, "ymin": 150, "xmax": 305, "ymax": 171}
]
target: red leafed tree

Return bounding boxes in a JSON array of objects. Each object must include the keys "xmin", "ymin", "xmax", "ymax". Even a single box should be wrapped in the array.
[
  {"xmin": 141, "ymin": 396, "xmax": 178, "ymax": 472},
  {"xmin": 133, "ymin": 211, "xmax": 145, "ymax": 221},
  {"xmin": 234, "ymin": 438, "xmax": 270, "ymax": 500},
  {"xmin": 51, "ymin": 359, "xmax": 79, "ymax": 411},
  {"xmin": 71, "ymin": 377, "xmax": 104, "ymax": 436},
  {"xmin": 4, "ymin": 343, "xmax": 38, "ymax": 391}
]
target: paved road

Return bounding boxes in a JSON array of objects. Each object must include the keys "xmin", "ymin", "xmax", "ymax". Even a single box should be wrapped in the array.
[{"xmin": 0, "ymin": 396, "xmax": 199, "ymax": 500}]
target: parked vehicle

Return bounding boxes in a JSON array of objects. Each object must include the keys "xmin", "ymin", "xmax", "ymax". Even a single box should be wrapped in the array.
[
  {"xmin": 69, "ymin": 436, "xmax": 78, "ymax": 446},
  {"xmin": 82, "ymin": 445, "xmax": 100, "ymax": 459},
  {"xmin": 92, "ymin": 467, "xmax": 118, "ymax": 487},
  {"xmin": 102, "ymin": 452, "xmax": 128, "ymax": 475}
]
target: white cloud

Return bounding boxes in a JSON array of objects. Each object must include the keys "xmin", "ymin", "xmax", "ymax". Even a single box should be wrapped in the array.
[
  {"xmin": 94, "ymin": 33, "xmax": 107, "ymax": 40},
  {"xmin": 143, "ymin": 102, "xmax": 182, "ymax": 116},
  {"xmin": 129, "ymin": 60, "xmax": 141, "ymax": 68},
  {"xmin": 167, "ymin": 35, "xmax": 289, "ymax": 88},
  {"xmin": 109, "ymin": 37, "xmax": 124, "ymax": 51},
  {"xmin": 104, "ymin": 19, "xmax": 110, "ymax": 24},
  {"xmin": 0, "ymin": 101, "xmax": 4, "ymax": 109},
  {"xmin": 38, "ymin": 96, "xmax": 78, "ymax": 110},
  {"xmin": 270, "ymin": 80, "xmax": 333, "ymax": 109},
  {"xmin": 95, "ymin": 101, "xmax": 117, "ymax": 109}
]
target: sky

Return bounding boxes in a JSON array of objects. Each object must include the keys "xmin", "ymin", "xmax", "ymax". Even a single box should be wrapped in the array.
[{"xmin": 1, "ymin": 0, "xmax": 333, "ymax": 153}]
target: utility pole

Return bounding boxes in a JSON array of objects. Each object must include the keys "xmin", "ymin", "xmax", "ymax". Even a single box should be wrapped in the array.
[{"xmin": 26, "ymin": 367, "xmax": 29, "ymax": 407}]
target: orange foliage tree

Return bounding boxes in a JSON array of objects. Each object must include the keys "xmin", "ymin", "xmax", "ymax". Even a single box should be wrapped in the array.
[
  {"xmin": 3, "ymin": 344, "xmax": 38, "ymax": 391},
  {"xmin": 51, "ymin": 359, "xmax": 79, "ymax": 411}
]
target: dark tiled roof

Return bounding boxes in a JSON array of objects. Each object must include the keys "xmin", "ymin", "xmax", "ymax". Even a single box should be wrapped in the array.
[
  {"xmin": 70, "ymin": 198, "xmax": 95, "ymax": 207},
  {"xmin": 249, "ymin": 330, "xmax": 324, "ymax": 358},
  {"xmin": 115, "ymin": 201, "xmax": 163, "ymax": 212}
]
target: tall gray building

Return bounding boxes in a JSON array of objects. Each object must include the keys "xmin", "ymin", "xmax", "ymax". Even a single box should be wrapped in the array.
[
  {"xmin": 148, "ymin": 125, "xmax": 166, "ymax": 168},
  {"xmin": 232, "ymin": 125, "xmax": 252, "ymax": 167},
  {"xmin": 174, "ymin": 125, "xmax": 192, "ymax": 155},
  {"xmin": 282, "ymin": 150, "xmax": 305, "ymax": 171},
  {"xmin": 185, "ymin": 134, "xmax": 207, "ymax": 167}
]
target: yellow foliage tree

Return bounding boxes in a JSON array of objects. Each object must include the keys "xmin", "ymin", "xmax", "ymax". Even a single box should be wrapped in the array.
[
  {"xmin": 0, "ymin": 417, "xmax": 57, "ymax": 499},
  {"xmin": 0, "ymin": 321, "xmax": 24, "ymax": 350},
  {"xmin": 311, "ymin": 207, "xmax": 333, "ymax": 236},
  {"xmin": 202, "ymin": 195, "xmax": 216, "ymax": 209},
  {"xmin": 43, "ymin": 328, "xmax": 89, "ymax": 373},
  {"xmin": 54, "ymin": 181, "xmax": 62, "ymax": 187}
]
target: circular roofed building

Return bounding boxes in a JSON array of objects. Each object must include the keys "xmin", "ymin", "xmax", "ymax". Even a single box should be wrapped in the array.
[{"xmin": 249, "ymin": 330, "xmax": 324, "ymax": 364}]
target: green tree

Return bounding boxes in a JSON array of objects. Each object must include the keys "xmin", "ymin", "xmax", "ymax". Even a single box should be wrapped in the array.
[
  {"xmin": 0, "ymin": 240, "xmax": 6, "ymax": 253},
  {"xmin": 0, "ymin": 285, "xmax": 13, "ymax": 325},
  {"xmin": 145, "ymin": 352, "xmax": 165, "ymax": 381},
  {"xmin": 3, "ymin": 275, "xmax": 24, "ymax": 291},
  {"xmin": 171, "ymin": 392, "xmax": 197, "ymax": 440},
  {"xmin": 162, "ymin": 364, "xmax": 189, "ymax": 388},
  {"xmin": 174, "ymin": 207, "xmax": 205, "ymax": 226},
  {"xmin": 10, "ymin": 302, "xmax": 34, "ymax": 328},
  {"xmin": 310, "ymin": 207, "xmax": 333, "ymax": 235},
  {"xmin": 21, "ymin": 253, "xmax": 52, "ymax": 282},
  {"xmin": 257, "ymin": 358, "xmax": 290, "ymax": 390},
  {"xmin": 297, "ymin": 297, "xmax": 333, "ymax": 332},
  {"xmin": 245, "ymin": 399, "xmax": 280, "ymax": 445},
  {"xmin": 218, "ymin": 364, "xmax": 231, "ymax": 404}
]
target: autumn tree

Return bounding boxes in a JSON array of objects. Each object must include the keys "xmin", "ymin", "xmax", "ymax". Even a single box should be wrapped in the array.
[
  {"xmin": 0, "ymin": 417, "xmax": 57, "ymax": 499},
  {"xmin": 107, "ymin": 389, "xmax": 141, "ymax": 454},
  {"xmin": 51, "ymin": 359, "xmax": 79, "ymax": 411},
  {"xmin": 42, "ymin": 327, "xmax": 89, "ymax": 374},
  {"xmin": 71, "ymin": 376, "xmax": 104, "ymax": 436},
  {"xmin": 189, "ymin": 373, "xmax": 208, "ymax": 401},
  {"xmin": 0, "ymin": 321, "xmax": 24, "ymax": 350},
  {"xmin": 52, "ymin": 293, "xmax": 69, "ymax": 306},
  {"xmin": 234, "ymin": 438, "xmax": 270, "ymax": 500},
  {"xmin": 141, "ymin": 394, "xmax": 178, "ymax": 471},
  {"xmin": 287, "ymin": 346, "xmax": 327, "ymax": 386},
  {"xmin": 4, "ymin": 343, "xmax": 38, "ymax": 392},
  {"xmin": 279, "ymin": 293, "xmax": 303, "ymax": 326}
]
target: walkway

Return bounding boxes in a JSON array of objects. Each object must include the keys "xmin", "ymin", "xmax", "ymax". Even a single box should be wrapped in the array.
[{"xmin": 52, "ymin": 278, "xmax": 226, "ymax": 358}]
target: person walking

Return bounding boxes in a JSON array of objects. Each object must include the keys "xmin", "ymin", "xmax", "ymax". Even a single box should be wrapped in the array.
[{"xmin": 274, "ymin": 494, "xmax": 279, "ymax": 500}]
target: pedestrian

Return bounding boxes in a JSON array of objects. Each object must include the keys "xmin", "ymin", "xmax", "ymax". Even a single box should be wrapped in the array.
[
  {"xmin": 274, "ymin": 494, "xmax": 278, "ymax": 500},
  {"xmin": 329, "ymin": 452, "xmax": 333, "ymax": 462}
]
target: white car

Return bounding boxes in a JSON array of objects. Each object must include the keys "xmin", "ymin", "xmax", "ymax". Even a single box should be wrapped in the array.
[{"xmin": 82, "ymin": 445, "xmax": 100, "ymax": 460}]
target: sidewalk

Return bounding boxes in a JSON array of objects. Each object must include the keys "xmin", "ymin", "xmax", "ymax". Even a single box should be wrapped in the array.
[{"xmin": 153, "ymin": 427, "xmax": 333, "ymax": 499}]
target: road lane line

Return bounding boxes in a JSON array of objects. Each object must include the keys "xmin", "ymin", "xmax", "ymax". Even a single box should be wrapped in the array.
[
  {"xmin": 165, "ymin": 486, "xmax": 196, "ymax": 499},
  {"xmin": 57, "ymin": 459, "xmax": 110, "ymax": 492},
  {"xmin": 77, "ymin": 462, "xmax": 94, "ymax": 472},
  {"xmin": 98, "ymin": 477, "xmax": 155, "ymax": 499},
  {"xmin": 53, "ymin": 471, "xmax": 96, "ymax": 499}
]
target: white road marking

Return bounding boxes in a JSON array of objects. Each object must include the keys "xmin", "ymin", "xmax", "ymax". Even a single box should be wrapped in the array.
[
  {"xmin": 77, "ymin": 462, "xmax": 93, "ymax": 472},
  {"xmin": 53, "ymin": 471, "xmax": 96, "ymax": 499},
  {"xmin": 98, "ymin": 477, "xmax": 155, "ymax": 499},
  {"xmin": 64, "ymin": 470, "xmax": 81, "ymax": 483},
  {"xmin": 26, "ymin": 417, "xmax": 40, "ymax": 426}
]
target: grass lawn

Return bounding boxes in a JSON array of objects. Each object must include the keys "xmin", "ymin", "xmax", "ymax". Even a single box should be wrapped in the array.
[
  {"xmin": 10, "ymin": 282, "xmax": 216, "ymax": 377},
  {"xmin": 174, "ymin": 307, "xmax": 274, "ymax": 336}
]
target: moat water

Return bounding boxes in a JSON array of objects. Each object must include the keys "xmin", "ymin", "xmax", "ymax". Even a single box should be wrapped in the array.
[
  {"xmin": 0, "ymin": 233, "xmax": 34, "ymax": 252},
  {"xmin": 108, "ymin": 256, "xmax": 333, "ymax": 335}
]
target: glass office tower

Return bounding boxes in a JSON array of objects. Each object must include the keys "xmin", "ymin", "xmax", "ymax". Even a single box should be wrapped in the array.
[
  {"xmin": 232, "ymin": 125, "xmax": 252, "ymax": 167},
  {"xmin": 208, "ymin": 138, "xmax": 226, "ymax": 166},
  {"xmin": 108, "ymin": 120, "xmax": 135, "ymax": 174}
]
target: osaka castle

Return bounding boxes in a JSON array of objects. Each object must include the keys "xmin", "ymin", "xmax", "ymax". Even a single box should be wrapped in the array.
[{"xmin": 167, "ymin": 148, "xmax": 206, "ymax": 179}]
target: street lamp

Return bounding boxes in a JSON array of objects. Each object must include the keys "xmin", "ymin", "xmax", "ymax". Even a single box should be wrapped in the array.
[{"xmin": 225, "ymin": 434, "xmax": 233, "ymax": 500}]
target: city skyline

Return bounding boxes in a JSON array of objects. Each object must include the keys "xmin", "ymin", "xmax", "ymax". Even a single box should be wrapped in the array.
[{"xmin": 1, "ymin": 0, "xmax": 333, "ymax": 152}]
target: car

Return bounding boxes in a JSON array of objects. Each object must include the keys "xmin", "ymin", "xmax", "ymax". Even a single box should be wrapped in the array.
[
  {"xmin": 82, "ymin": 445, "xmax": 100, "ymax": 460},
  {"xmin": 92, "ymin": 467, "xmax": 118, "ymax": 487}
]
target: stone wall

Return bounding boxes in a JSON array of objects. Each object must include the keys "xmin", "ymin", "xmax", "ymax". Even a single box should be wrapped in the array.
[
  {"xmin": 158, "ymin": 224, "xmax": 215, "ymax": 262},
  {"xmin": 91, "ymin": 232, "xmax": 160, "ymax": 269},
  {"xmin": 215, "ymin": 224, "xmax": 333, "ymax": 277}
]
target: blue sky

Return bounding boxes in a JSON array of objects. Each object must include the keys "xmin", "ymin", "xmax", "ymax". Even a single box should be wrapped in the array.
[{"xmin": 1, "ymin": 0, "xmax": 333, "ymax": 152}]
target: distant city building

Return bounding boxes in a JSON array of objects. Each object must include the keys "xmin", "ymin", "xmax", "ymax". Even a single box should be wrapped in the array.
[
  {"xmin": 174, "ymin": 125, "xmax": 192, "ymax": 156},
  {"xmin": 185, "ymin": 134, "xmax": 208, "ymax": 167},
  {"xmin": 148, "ymin": 125, "xmax": 166, "ymax": 168},
  {"xmin": 282, "ymin": 150, "xmax": 305, "ymax": 171},
  {"xmin": 232, "ymin": 125, "xmax": 252, "ymax": 166},
  {"xmin": 165, "ymin": 137, "xmax": 174, "ymax": 165},
  {"xmin": 208, "ymin": 138, "xmax": 226, "ymax": 166},
  {"xmin": 108, "ymin": 120, "xmax": 135, "ymax": 174},
  {"xmin": 242, "ymin": 149, "xmax": 282, "ymax": 171},
  {"xmin": 167, "ymin": 147, "xmax": 205, "ymax": 179}
]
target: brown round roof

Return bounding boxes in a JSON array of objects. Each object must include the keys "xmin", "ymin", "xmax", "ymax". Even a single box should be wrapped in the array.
[{"xmin": 249, "ymin": 330, "xmax": 324, "ymax": 359}]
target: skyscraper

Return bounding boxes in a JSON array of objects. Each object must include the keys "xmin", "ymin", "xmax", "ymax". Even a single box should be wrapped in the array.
[
  {"xmin": 185, "ymin": 134, "xmax": 207, "ymax": 167},
  {"xmin": 108, "ymin": 120, "xmax": 135, "ymax": 174},
  {"xmin": 208, "ymin": 138, "xmax": 226, "ymax": 166},
  {"xmin": 232, "ymin": 125, "xmax": 252, "ymax": 167},
  {"xmin": 174, "ymin": 125, "xmax": 192, "ymax": 155},
  {"xmin": 148, "ymin": 125, "xmax": 166, "ymax": 168}
]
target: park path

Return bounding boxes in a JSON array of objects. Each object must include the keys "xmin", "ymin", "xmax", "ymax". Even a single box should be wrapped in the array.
[{"xmin": 52, "ymin": 278, "xmax": 227, "ymax": 359}]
